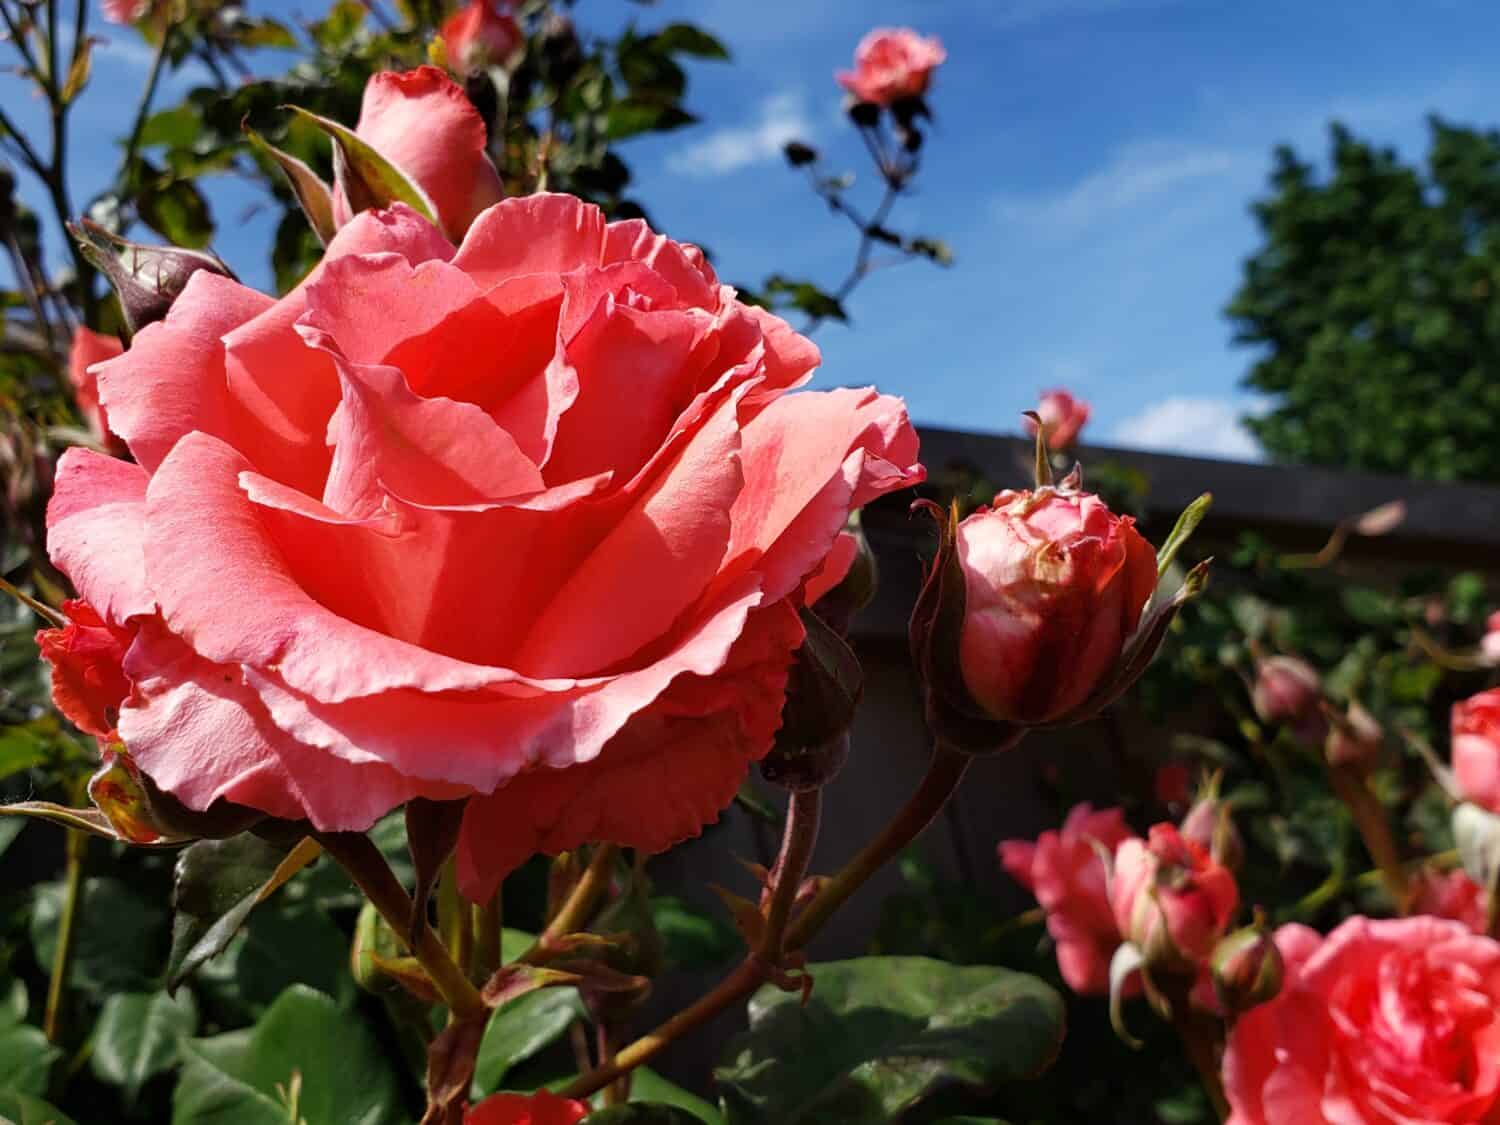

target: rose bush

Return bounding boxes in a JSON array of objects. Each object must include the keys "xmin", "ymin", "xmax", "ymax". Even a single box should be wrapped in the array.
[
  {"xmin": 42, "ymin": 188, "xmax": 921, "ymax": 900},
  {"xmin": 999, "ymin": 801, "xmax": 1134, "ymax": 993},
  {"xmin": 1222, "ymin": 916, "xmax": 1500, "ymax": 1124}
]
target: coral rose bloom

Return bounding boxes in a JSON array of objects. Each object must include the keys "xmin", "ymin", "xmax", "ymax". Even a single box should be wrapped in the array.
[
  {"xmin": 466, "ymin": 1090, "xmax": 587, "ymax": 1125},
  {"xmin": 45, "ymin": 194, "xmax": 922, "ymax": 899},
  {"xmin": 836, "ymin": 27, "xmax": 946, "ymax": 107},
  {"xmin": 999, "ymin": 802, "xmax": 1134, "ymax": 994},
  {"xmin": 1223, "ymin": 916, "xmax": 1500, "ymax": 1124}
]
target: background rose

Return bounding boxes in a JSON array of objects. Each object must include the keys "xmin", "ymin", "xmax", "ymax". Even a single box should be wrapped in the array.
[
  {"xmin": 1024, "ymin": 388, "xmax": 1091, "ymax": 450},
  {"xmin": 330, "ymin": 67, "xmax": 506, "ymax": 242},
  {"xmin": 1453, "ymin": 687, "xmax": 1500, "ymax": 812},
  {"xmin": 1410, "ymin": 868, "xmax": 1489, "ymax": 934},
  {"xmin": 836, "ymin": 27, "xmax": 946, "ymax": 107},
  {"xmin": 957, "ymin": 487, "xmax": 1157, "ymax": 724},
  {"xmin": 45, "ymin": 190, "xmax": 922, "ymax": 900},
  {"xmin": 1000, "ymin": 801, "xmax": 1135, "ymax": 993},
  {"xmin": 67, "ymin": 327, "xmax": 124, "ymax": 453},
  {"xmin": 1110, "ymin": 823, "xmax": 1238, "ymax": 964},
  {"xmin": 442, "ymin": 0, "xmax": 523, "ymax": 74},
  {"xmin": 1223, "ymin": 916, "xmax": 1500, "ymax": 1124},
  {"xmin": 466, "ymin": 1090, "xmax": 587, "ymax": 1125}
]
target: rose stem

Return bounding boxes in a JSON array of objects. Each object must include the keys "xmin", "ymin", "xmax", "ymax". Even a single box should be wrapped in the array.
[
  {"xmin": 316, "ymin": 831, "xmax": 487, "ymax": 1021},
  {"xmin": 515, "ymin": 843, "xmax": 618, "ymax": 965},
  {"xmin": 43, "ymin": 827, "xmax": 87, "ymax": 1043},
  {"xmin": 562, "ymin": 741, "xmax": 974, "ymax": 1098},
  {"xmin": 472, "ymin": 891, "xmax": 502, "ymax": 984},
  {"xmin": 1327, "ymin": 764, "xmax": 1410, "ymax": 913},
  {"xmin": 759, "ymin": 788, "xmax": 823, "ymax": 956},
  {"xmin": 1169, "ymin": 1002, "xmax": 1229, "ymax": 1122}
]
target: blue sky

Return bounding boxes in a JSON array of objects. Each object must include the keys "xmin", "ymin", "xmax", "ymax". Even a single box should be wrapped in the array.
[{"xmin": 9, "ymin": 0, "xmax": 1500, "ymax": 460}]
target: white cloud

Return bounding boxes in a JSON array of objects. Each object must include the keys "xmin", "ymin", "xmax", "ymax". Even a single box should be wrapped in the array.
[
  {"xmin": 1111, "ymin": 395, "xmax": 1263, "ymax": 462},
  {"xmin": 668, "ymin": 91, "xmax": 811, "ymax": 178},
  {"xmin": 995, "ymin": 141, "xmax": 1243, "ymax": 235}
]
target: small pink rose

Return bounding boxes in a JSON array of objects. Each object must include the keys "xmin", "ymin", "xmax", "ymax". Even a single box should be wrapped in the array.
[
  {"xmin": 1454, "ymin": 688, "xmax": 1500, "ymax": 813},
  {"xmin": 999, "ymin": 802, "xmax": 1135, "ymax": 994},
  {"xmin": 836, "ymin": 27, "xmax": 945, "ymax": 107},
  {"xmin": 441, "ymin": 0, "xmax": 523, "ymax": 73},
  {"xmin": 1110, "ymin": 823, "xmax": 1238, "ymax": 967},
  {"xmin": 1411, "ymin": 867, "xmax": 1489, "ymax": 934},
  {"xmin": 1024, "ymin": 389, "xmax": 1090, "ymax": 450}
]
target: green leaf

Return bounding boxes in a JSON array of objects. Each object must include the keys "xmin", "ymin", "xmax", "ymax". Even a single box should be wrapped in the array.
[
  {"xmin": 0, "ymin": 1092, "xmax": 79, "ymax": 1125},
  {"xmin": 715, "ymin": 957, "xmax": 1064, "ymax": 1125},
  {"xmin": 620, "ymin": 1069, "xmax": 723, "ymax": 1124},
  {"xmin": 651, "ymin": 896, "xmax": 739, "ymax": 971},
  {"xmin": 606, "ymin": 98, "xmax": 696, "ymax": 141},
  {"xmin": 236, "ymin": 17, "xmax": 297, "ymax": 49},
  {"xmin": 653, "ymin": 23, "xmax": 729, "ymax": 60},
  {"xmin": 91, "ymin": 989, "xmax": 198, "ymax": 1101},
  {"xmin": 60, "ymin": 39, "xmax": 91, "ymax": 104},
  {"xmin": 245, "ymin": 126, "xmax": 336, "ymax": 244},
  {"xmin": 582, "ymin": 1107, "xmax": 707, "ymax": 1124},
  {"xmin": 473, "ymin": 986, "xmax": 584, "ymax": 1095},
  {"xmin": 137, "ymin": 105, "xmax": 202, "ymax": 149},
  {"xmin": 289, "ymin": 107, "xmax": 439, "ymax": 231},
  {"xmin": 166, "ymin": 834, "xmax": 316, "ymax": 990},
  {"xmin": 31, "ymin": 877, "xmax": 163, "ymax": 993},
  {"xmin": 0, "ymin": 1024, "xmax": 60, "ymax": 1096},
  {"xmin": 137, "ymin": 177, "xmax": 214, "ymax": 249},
  {"xmin": 0, "ymin": 725, "xmax": 50, "ymax": 781},
  {"xmin": 173, "ymin": 985, "xmax": 404, "ymax": 1125},
  {"xmin": 1155, "ymin": 492, "xmax": 1213, "ymax": 579}
]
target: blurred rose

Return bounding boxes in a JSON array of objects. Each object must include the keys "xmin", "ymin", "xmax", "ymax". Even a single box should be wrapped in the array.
[
  {"xmin": 1251, "ymin": 655, "xmax": 1325, "ymax": 743},
  {"xmin": 1111, "ymin": 823, "xmax": 1238, "ymax": 966},
  {"xmin": 442, "ymin": 0, "xmax": 523, "ymax": 73},
  {"xmin": 1324, "ymin": 700, "xmax": 1382, "ymax": 771},
  {"xmin": 330, "ymin": 67, "xmax": 505, "ymax": 242},
  {"xmin": 999, "ymin": 802, "xmax": 1135, "ymax": 993},
  {"xmin": 1180, "ymin": 788, "xmax": 1243, "ymax": 870},
  {"xmin": 466, "ymin": 1090, "xmax": 587, "ymax": 1125},
  {"xmin": 44, "ymin": 193, "xmax": 922, "ymax": 900},
  {"xmin": 955, "ymin": 486, "xmax": 1157, "ymax": 724},
  {"xmin": 1024, "ymin": 388, "xmax": 1090, "ymax": 450},
  {"xmin": 101, "ymin": 0, "xmax": 150, "ymax": 24},
  {"xmin": 1453, "ymin": 688, "xmax": 1500, "ymax": 813},
  {"xmin": 68, "ymin": 327, "xmax": 126, "ymax": 454},
  {"xmin": 836, "ymin": 28, "xmax": 946, "ymax": 107},
  {"xmin": 1482, "ymin": 610, "xmax": 1500, "ymax": 665},
  {"xmin": 1223, "ymin": 916, "xmax": 1500, "ymax": 1124},
  {"xmin": 1410, "ymin": 867, "xmax": 1488, "ymax": 934}
]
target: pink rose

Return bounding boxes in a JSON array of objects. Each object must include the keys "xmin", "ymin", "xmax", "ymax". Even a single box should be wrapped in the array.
[
  {"xmin": 1024, "ymin": 389, "xmax": 1090, "ymax": 451},
  {"xmin": 999, "ymin": 802, "xmax": 1135, "ymax": 993},
  {"xmin": 836, "ymin": 28, "xmax": 946, "ymax": 107},
  {"xmin": 101, "ymin": 0, "xmax": 150, "ymax": 24},
  {"xmin": 1454, "ymin": 688, "xmax": 1500, "ymax": 813},
  {"xmin": 68, "ymin": 327, "xmax": 126, "ymax": 454},
  {"xmin": 1110, "ymin": 823, "xmax": 1238, "ymax": 966},
  {"xmin": 1223, "ymin": 916, "xmax": 1500, "ymax": 1124},
  {"xmin": 1411, "ymin": 867, "xmax": 1489, "ymax": 934},
  {"xmin": 331, "ymin": 67, "xmax": 505, "ymax": 242},
  {"xmin": 442, "ymin": 0, "xmax": 523, "ymax": 73},
  {"xmin": 956, "ymin": 486, "xmax": 1157, "ymax": 724},
  {"xmin": 44, "ymin": 194, "xmax": 922, "ymax": 900},
  {"xmin": 1251, "ymin": 654, "xmax": 1326, "ymax": 744},
  {"xmin": 466, "ymin": 1090, "xmax": 587, "ymax": 1125}
]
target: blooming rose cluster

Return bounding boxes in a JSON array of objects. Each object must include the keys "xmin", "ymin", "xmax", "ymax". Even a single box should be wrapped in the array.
[{"xmin": 41, "ymin": 68, "xmax": 923, "ymax": 901}]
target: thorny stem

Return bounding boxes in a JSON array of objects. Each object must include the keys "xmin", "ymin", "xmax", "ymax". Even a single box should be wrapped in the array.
[
  {"xmin": 564, "ymin": 741, "xmax": 977, "ymax": 1098},
  {"xmin": 759, "ymin": 787, "xmax": 822, "ymax": 957},
  {"xmin": 1171, "ymin": 1001, "xmax": 1229, "ymax": 1122},
  {"xmin": 43, "ymin": 827, "xmax": 87, "ymax": 1043},
  {"xmin": 1327, "ymin": 764, "xmax": 1410, "ymax": 914},
  {"xmin": 316, "ymin": 831, "xmax": 487, "ymax": 1021},
  {"xmin": 784, "ymin": 741, "xmax": 972, "ymax": 951},
  {"xmin": 515, "ymin": 843, "xmax": 618, "ymax": 965}
]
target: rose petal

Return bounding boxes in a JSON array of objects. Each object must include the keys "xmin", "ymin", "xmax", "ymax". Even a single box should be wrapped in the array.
[
  {"xmin": 452, "ymin": 192, "xmax": 608, "ymax": 287},
  {"xmin": 46, "ymin": 449, "xmax": 154, "ymax": 621}
]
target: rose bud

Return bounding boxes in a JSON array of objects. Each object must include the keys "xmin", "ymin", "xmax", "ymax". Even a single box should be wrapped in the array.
[
  {"xmin": 1482, "ymin": 609, "xmax": 1500, "ymax": 666},
  {"xmin": 762, "ymin": 608, "xmax": 861, "ymax": 791},
  {"xmin": 1454, "ymin": 688, "xmax": 1500, "ymax": 813},
  {"xmin": 1110, "ymin": 823, "xmax": 1239, "ymax": 970},
  {"xmin": 836, "ymin": 27, "xmax": 946, "ymax": 108},
  {"xmin": 1324, "ymin": 699, "xmax": 1382, "ymax": 772},
  {"xmin": 1023, "ymin": 388, "xmax": 1091, "ymax": 451},
  {"xmin": 441, "ymin": 0, "xmax": 523, "ymax": 74},
  {"xmin": 1179, "ymin": 777, "xmax": 1244, "ymax": 871},
  {"xmin": 1211, "ymin": 919, "xmax": 1284, "ymax": 1018},
  {"xmin": 909, "ymin": 471, "xmax": 1210, "ymax": 752},
  {"xmin": 1251, "ymin": 654, "xmax": 1325, "ymax": 743},
  {"xmin": 69, "ymin": 220, "xmax": 234, "ymax": 336}
]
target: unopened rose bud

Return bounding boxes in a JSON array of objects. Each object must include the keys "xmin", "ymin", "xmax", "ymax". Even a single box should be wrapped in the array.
[
  {"xmin": 441, "ymin": 0, "xmax": 523, "ymax": 74},
  {"xmin": 908, "ymin": 475, "xmax": 1206, "ymax": 753},
  {"xmin": 1110, "ymin": 824, "xmax": 1238, "ymax": 971},
  {"xmin": 762, "ymin": 609, "xmax": 861, "ymax": 790},
  {"xmin": 1251, "ymin": 655, "xmax": 1325, "ymax": 743},
  {"xmin": 1211, "ymin": 920, "xmax": 1283, "ymax": 1016},
  {"xmin": 783, "ymin": 140, "xmax": 820, "ymax": 167},
  {"xmin": 1180, "ymin": 782, "xmax": 1244, "ymax": 871},
  {"xmin": 1325, "ymin": 700, "xmax": 1383, "ymax": 771},
  {"xmin": 1023, "ymin": 388, "xmax": 1092, "ymax": 451},
  {"xmin": 70, "ymin": 220, "xmax": 235, "ymax": 336}
]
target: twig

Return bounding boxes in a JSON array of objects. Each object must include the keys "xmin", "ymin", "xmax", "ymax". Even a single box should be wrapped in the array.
[
  {"xmin": 514, "ymin": 843, "xmax": 618, "ymax": 965},
  {"xmin": 43, "ymin": 829, "xmax": 88, "ymax": 1043}
]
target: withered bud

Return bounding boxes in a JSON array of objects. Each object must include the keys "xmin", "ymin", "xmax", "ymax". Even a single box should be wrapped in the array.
[{"xmin": 70, "ymin": 219, "xmax": 235, "ymax": 335}]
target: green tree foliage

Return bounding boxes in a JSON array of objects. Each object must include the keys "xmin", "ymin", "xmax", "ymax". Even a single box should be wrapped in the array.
[{"xmin": 1229, "ymin": 118, "xmax": 1500, "ymax": 480}]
